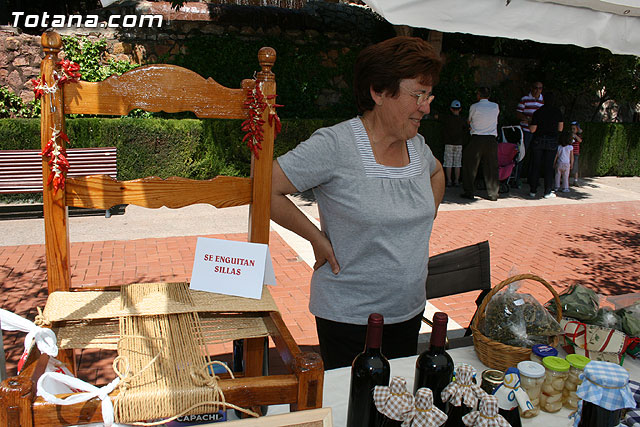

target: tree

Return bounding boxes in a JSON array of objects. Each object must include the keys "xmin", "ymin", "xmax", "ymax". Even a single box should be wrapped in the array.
[{"xmin": 538, "ymin": 46, "xmax": 640, "ymax": 121}]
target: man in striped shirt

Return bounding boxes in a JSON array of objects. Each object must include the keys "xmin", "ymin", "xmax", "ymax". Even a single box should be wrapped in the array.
[{"xmin": 514, "ymin": 81, "xmax": 544, "ymax": 187}]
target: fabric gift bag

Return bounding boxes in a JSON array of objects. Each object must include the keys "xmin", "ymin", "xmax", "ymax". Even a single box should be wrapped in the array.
[{"xmin": 561, "ymin": 318, "xmax": 633, "ymax": 364}]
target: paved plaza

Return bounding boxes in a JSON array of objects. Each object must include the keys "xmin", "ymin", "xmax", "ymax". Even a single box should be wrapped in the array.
[{"xmin": 1, "ymin": 176, "xmax": 639, "ymax": 382}]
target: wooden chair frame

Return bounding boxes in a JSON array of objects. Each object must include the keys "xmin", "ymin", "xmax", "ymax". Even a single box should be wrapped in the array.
[{"xmin": 0, "ymin": 31, "xmax": 323, "ymax": 427}]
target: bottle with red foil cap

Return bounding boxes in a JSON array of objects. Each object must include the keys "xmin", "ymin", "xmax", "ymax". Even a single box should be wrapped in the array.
[
  {"xmin": 346, "ymin": 313, "xmax": 391, "ymax": 427},
  {"xmin": 413, "ymin": 312, "xmax": 454, "ymax": 412}
]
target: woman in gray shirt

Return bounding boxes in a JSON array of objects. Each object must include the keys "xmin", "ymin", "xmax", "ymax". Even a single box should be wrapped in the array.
[{"xmin": 271, "ymin": 36, "xmax": 445, "ymax": 369}]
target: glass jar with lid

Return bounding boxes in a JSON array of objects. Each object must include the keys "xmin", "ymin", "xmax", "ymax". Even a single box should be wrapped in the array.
[
  {"xmin": 480, "ymin": 369, "xmax": 504, "ymax": 396},
  {"xmin": 575, "ymin": 360, "xmax": 636, "ymax": 427},
  {"xmin": 517, "ymin": 361, "xmax": 546, "ymax": 417},
  {"xmin": 563, "ymin": 354, "xmax": 590, "ymax": 410},
  {"xmin": 540, "ymin": 356, "xmax": 570, "ymax": 413},
  {"xmin": 530, "ymin": 344, "xmax": 558, "ymax": 364}
]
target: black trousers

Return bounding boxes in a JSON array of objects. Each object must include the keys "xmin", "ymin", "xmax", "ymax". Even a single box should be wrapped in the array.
[
  {"xmin": 462, "ymin": 134, "xmax": 499, "ymax": 198},
  {"xmin": 513, "ymin": 131, "xmax": 534, "ymax": 183},
  {"xmin": 529, "ymin": 136, "xmax": 558, "ymax": 194},
  {"xmin": 315, "ymin": 312, "xmax": 423, "ymax": 370}
]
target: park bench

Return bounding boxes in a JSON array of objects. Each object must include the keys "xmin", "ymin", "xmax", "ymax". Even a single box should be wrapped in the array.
[{"xmin": 0, "ymin": 147, "xmax": 125, "ymax": 218}]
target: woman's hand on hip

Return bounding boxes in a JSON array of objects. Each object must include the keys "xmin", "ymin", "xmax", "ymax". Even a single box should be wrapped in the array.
[{"xmin": 311, "ymin": 231, "xmax": 340, "ymax": 274}]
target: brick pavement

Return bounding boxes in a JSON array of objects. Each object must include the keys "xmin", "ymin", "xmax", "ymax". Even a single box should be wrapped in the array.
[{"xmin": 1, "ymin": 200, "xmax": 639, "ymax": 382}]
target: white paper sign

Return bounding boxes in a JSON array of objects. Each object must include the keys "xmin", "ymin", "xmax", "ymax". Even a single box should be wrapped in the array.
[{"xmin": 190, "ymin": 237, "xmax": 276, "ymax": 300}]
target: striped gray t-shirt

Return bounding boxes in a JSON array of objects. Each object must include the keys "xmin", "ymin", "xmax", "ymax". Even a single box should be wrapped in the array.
[{"xmin": 277, "ymin": 117, "xmax": 438, "ymax": 325}]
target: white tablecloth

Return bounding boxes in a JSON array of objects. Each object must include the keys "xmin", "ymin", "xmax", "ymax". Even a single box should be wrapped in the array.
[{"xmin": 269, "ymin": 346, "xmax": 640, "ymax": 427}]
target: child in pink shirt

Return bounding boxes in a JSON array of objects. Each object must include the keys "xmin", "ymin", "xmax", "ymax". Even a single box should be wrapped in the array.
[{"xmin": 554, "ymin": 131, "xmax": 574, "ymax": 192}]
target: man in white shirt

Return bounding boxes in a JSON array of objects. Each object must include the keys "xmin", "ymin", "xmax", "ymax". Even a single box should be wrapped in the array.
[{"xmin": 461, "ymin": 87, "xmax": 500, "ymax": 201}]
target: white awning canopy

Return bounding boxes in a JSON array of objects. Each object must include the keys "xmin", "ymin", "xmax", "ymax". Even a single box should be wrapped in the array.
[{"xmin": 362, "ymin": 0, "xmax": 640, "ymax": 56}]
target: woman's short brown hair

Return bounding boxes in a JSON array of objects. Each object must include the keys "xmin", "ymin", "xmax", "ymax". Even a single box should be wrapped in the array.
[{"xmin": 354, "ymin": 36, "xmax": 442, "ymax": 113}]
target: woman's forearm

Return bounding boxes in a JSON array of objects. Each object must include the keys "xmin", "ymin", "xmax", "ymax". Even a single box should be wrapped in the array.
[
  {"xmin": 271, "ymin": 191, "xmax": 323, "ymax": 244},
  {"xmin": 431, "ymin": 160, "xmax": 445, "ymax": 218}
]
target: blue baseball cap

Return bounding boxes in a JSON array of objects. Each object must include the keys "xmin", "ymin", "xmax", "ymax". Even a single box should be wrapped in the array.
[{"xmin": 450, "ymin": 100, "xmax": 461, "ymax": 108}]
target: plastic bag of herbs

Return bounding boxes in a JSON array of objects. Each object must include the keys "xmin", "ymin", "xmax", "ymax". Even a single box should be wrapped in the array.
[
  {"xmin": 484, "ymin": 281, "xmax": 564, "ymax": 348},
  {"xmin": 545, "ymin": 284, "xmax": 600, "ymax": 322},
  {"xmin": 616, "ymin": 302, "xmax": 640, "ymax": 338},
  {"xmin": 592, "ymin": 307, "xmax": 622, "ymax": 330}
]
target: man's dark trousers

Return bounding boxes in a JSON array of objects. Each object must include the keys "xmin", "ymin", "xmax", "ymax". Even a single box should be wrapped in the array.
[{"xmin": 462, "ymin": 134, "xmax": 499, "ymax": 199}]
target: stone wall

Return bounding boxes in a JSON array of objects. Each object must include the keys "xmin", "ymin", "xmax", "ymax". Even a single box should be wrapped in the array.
[
  {"xmin": 2, "ymin": 1, "xmax": 634, "ymax": 121},
  {"xmin": 1, "ymin": 30, "xmax": 43, "ymax": 102},
  {"xmin": 0, "ymin": 1, "xmax": 389, "ymax": 104}
]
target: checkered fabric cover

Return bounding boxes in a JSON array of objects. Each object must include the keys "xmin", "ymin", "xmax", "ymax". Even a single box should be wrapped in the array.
[
  {"xmin": 461, "ymin": 395, "xmax": 511, "ymax": 427},
  {"xmin": 373, "ymin": 376, "xmax": 415, "ymax": 427},
  {"xmin": 623, "ymin": 380, "xmax": 640, "ymax": 427},
  {"xmin": 577, "ymin": 361, "xmax": 635, "ymax": 411},
  {"xmin": 571, "ymin": 361, "xmax": 636, "ymax": 427},
  {"xmin": 413, "ymin": 388, "xmax": 448, "ymax": 427},
  {"xmin": 441, "ymin": 363, "xmax": 488, "ymax": 408}
]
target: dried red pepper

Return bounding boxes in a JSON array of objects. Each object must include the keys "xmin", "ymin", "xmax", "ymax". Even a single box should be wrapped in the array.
[{"xmin": 242, "ymin": 81, "xmax": 283, "ymax": 159}]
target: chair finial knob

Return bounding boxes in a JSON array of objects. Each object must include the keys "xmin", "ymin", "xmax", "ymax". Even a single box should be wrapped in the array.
[
  {"xmin": 258, "ymin": 47, "xmax": 276, "ymax": 81},
  {"xmin": 41, "ymin": 30, "xmax": 62, "ymax": 52}
]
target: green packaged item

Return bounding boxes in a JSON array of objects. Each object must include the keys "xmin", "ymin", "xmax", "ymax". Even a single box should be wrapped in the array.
[
  {"xmin": 546, "ymin": 284, "xmax": 599, "ymax": 322},
  {"xmin": 616, "ymin": 301, "xmax": 640, "ymax": 338}
]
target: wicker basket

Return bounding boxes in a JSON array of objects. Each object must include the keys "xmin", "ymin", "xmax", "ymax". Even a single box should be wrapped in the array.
[{"xmin": 470, "ymin": 273, "xmax": 562, "ymax": 372}]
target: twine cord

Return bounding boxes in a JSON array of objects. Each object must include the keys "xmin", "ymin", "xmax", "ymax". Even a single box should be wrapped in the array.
[
  {"xmin": 113, "ymin": 282, "xmax": 257, "ymax": 425},
  {"xmin": 586, "ymin": 377, "xmax": 626, "ymax": 390},
  {"xmin": 37, "ymin": 282, "xmax": 266, "ymax": 426},
  {"xmin": 34, "ymin": 306, "xmax": 51, "ymax": 327}
]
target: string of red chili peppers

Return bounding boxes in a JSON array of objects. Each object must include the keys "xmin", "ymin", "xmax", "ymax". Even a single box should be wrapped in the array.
[
  {"xmin": 242, "ymin": 80, "xmax": 282, "ymax": 159},
  {"xmin": 31, "ymin": 59, "xmax": 81, "ymax": 100},
  {"xmin": 42, "ymin": 127, "xmax": 70, "ymax": 194},
  {"xmin": 31, "ymin": 60, "xmax": 81, "ymax": 194}
]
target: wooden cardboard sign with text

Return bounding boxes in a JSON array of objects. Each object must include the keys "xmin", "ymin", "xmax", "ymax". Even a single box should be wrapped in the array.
[{"xmin": 190, "ymin": 237, "xmax": 276, "ymax": 300}]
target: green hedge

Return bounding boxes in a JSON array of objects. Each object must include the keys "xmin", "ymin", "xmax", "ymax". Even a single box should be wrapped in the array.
[
  {"xmin": 0, "ymin": 117, "xmax": 340, "ymax": 180},
  {"xmin": 0, "ymin": 118, "xmax": 638, "ymax": 180},
  {"xmin": 580, "ymin": 122, "xmax": 640, "ymax": 176}
]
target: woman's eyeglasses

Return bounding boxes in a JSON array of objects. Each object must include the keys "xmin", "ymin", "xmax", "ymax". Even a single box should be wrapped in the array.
[{"xmin": 399, "ymin": 85, "xmax": 435, "ymax": 106}]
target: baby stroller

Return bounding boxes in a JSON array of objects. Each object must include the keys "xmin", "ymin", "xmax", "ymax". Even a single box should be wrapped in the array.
[{"xmin": 497, "ymin": 126, "xmax": 524, "ymax": 193}]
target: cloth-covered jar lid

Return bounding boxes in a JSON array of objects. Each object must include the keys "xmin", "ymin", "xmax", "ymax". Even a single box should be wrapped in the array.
[
  {"xmin": 576, "ymin": 360, "xmax": 636, "ymax": 411},
  {"xmin": 373, "ymin": 376, "xmax": 415, "ymax": 427},
  {"xmin": 413, "ymin": 388, "xmax": 448, "ymax": 427}
]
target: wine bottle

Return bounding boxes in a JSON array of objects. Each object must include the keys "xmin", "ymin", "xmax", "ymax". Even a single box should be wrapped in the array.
[
  {"xmin": 413, "ymin": 312, "xmax": 454, "ymax": 412},
  {"xmin": 346, "ymin": 313, "xmax": 391, "ymax": 427}
]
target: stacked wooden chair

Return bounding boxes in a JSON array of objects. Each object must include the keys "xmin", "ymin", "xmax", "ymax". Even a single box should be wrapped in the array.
[{"xmin": 0, "ymin": 31, "xmax": 323, "ymax": 426}]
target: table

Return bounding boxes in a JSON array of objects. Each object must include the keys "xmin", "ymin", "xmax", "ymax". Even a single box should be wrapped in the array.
[{"xmin": 269, "ymin": 346, "xmax": 640, "ymax": 427}]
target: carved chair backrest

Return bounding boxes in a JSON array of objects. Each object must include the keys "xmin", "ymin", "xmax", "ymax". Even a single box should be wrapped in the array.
[{"xmin": 39, "ymin": 31, "xmax": 277, "ymax": 294}]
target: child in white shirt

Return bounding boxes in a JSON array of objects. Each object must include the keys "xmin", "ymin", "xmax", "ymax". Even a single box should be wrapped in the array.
[{"xmin": 554, "ymin": 131, "xmax": 574, "ymax": 192}]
